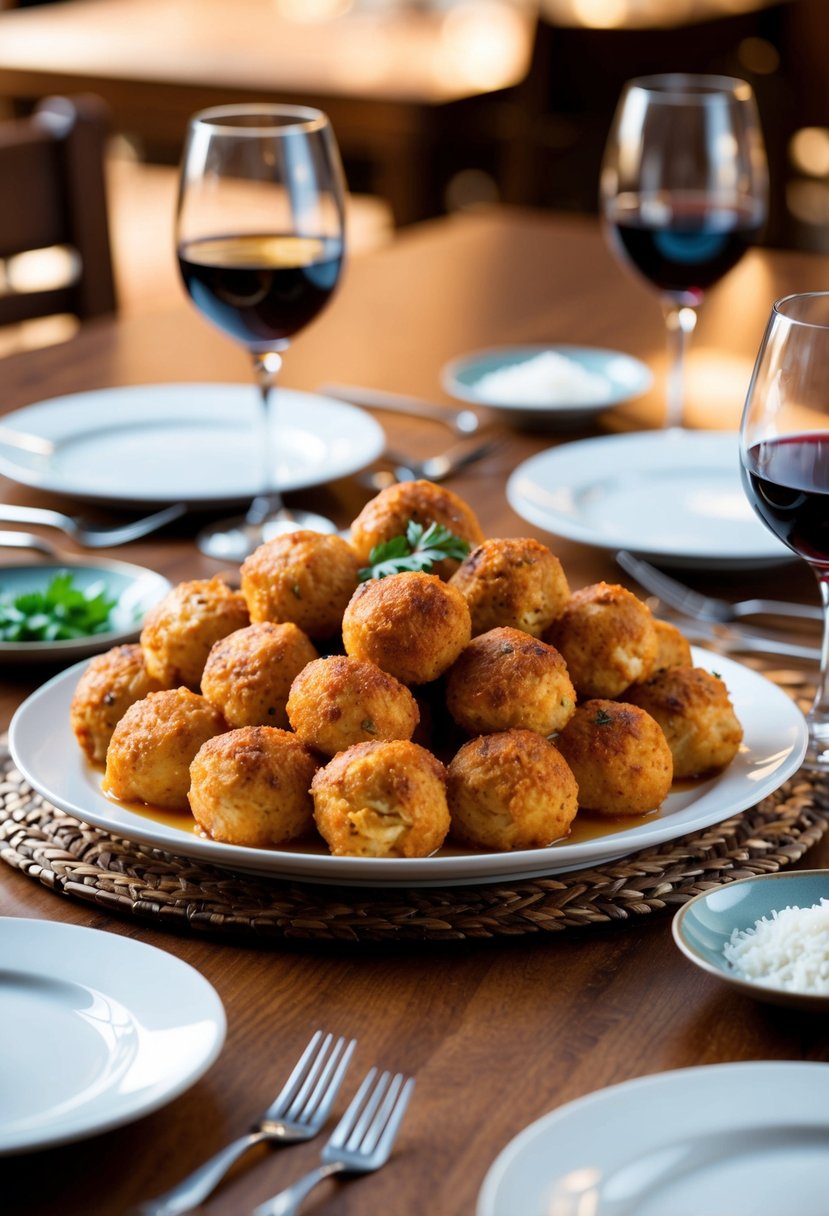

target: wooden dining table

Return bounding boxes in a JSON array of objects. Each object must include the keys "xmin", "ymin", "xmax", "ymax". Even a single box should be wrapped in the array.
[{"xmin": 2, "ymin": 206, "xmax": 829, "ymax": 1216}]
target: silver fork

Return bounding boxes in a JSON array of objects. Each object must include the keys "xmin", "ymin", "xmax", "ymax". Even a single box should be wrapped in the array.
[
  {"xmin": 0, "ymin": 502, "xmax": 187, "ymax": 547},
  {"xmin": 616, "ymin": 549, "xmax": 822, "ymax": 624},
  {"xmin": 133, "ymin": 1030, "xmax": 356, "ymax": 1216},
  {"xmin": 251, "ymin": 1067, "xmax": 416, "ymax": 1216},
  {"xmin": 363, "ymin": 437, "xmax": 500, "ymax": 490}
]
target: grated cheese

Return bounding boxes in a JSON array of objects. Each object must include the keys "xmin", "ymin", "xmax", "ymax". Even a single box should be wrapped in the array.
[
  {"xmin": 473, "ymin": 351, "xmax": 613, "ymax": 406},
  {"xmin": 723, "ymin": 899, "xmax": 829, "ymax": 995}
]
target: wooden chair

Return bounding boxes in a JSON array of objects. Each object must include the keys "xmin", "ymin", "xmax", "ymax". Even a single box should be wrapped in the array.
[{"xmin": 0, "ymin": 94, "xmax": 117, "ymax": 328}]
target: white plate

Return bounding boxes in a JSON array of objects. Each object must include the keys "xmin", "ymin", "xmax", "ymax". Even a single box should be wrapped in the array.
[
  {"xmin": 0, "ymin": 919, "xmax": 225, "ymax": 1155},
  {"xmin": 0, "ymin": 384, "xmax": 386, "ymax": 507},
  {"xmin": 0, "ymin": 557, "xmax": 172, "ymax": 665},
  {"xmin": 507, "ymin": 429, "xmax": 794, "ymax": 569},
  {"xmin": 8, "ymin": 649, "xmax": 807, "ymax": 887},
  {"xmin": 477, "ymin": 1061, "xmax": 829, "ymax": 1216},
  {"xmin": 673, "ymin": 870, "xmax": 829, "ymax": 1012},
  {"xmin": 442, "ymin": 344, "xmax": 653, "ymax": 430}
]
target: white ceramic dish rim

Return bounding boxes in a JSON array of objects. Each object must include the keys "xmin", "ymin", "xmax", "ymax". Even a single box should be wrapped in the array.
[
  {"xmin": 442, "ymin": 343, "xmax": 653, "ymax": 415},
  {"xmin": 476, "ymin": 1061, "xmax": 829, "ymax": 1216},
  {"xmin": 8, "ymin": 649, "xmax": 808, "ymax": 888},
  {"xmin": 506, "ymin": 428, "xmax": 793, "ymax": 565},
  {"xmin": 0, "ymin": 918, "xmax": 225, "ymax": 1155},
  {"xmin": 0, "ymin": 383, "xmax": 386, "ymax": 506},
  {"xmin": 0, "ymin": 556, "xmax": 172, "ymax": 661}
]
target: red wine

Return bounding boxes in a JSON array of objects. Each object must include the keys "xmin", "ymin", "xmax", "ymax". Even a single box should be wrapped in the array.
[
  {"xmin": 178, "ymin": 233, "xmax": 342, "ymax": 351},
  {"xmin": 742, "ymin": 433, "xmax": 829, "ymax": 565},
  {"xmin": 606, "ymin": 197, "xmax": 762, "ymax": 300}
]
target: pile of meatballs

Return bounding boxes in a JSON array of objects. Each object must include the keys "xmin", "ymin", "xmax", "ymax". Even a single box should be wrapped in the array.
[{"xmin": 69, "ymin": 479, "xmax": 744, "ymax": 859}]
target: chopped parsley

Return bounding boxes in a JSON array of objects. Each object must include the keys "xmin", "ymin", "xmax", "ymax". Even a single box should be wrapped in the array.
[
  {"xmin": 358, "ymin": 520, "xmax": 470, "ymax": 582},
  {"xmin": 594, "ymin": 707, "xmax": 613, "ymax": 726},
  {"xmin": 0, "ymin": 571, "xmax": 117, "ymax": 641}
]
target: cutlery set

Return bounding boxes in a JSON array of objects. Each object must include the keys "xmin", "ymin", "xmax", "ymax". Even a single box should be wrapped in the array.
[
  {"xmin": 616, "ymin": 550, "xmax": 822, "ymax": 662},
  {"xmin": 134, "ymin": 1030, "xmax": 414, "ymax": 1216}
]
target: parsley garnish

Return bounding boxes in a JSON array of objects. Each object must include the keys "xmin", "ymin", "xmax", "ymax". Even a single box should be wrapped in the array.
[
  {"xmin": 0, "ymin": 571, "xmax": 117, "ymax": 641},
  {"xmin": 358, "ymin": 520, "xmax": 470, "ymax": 582},
  {"xmin": 594, "ymin": 708, "xmax": 613, "ymax": 726}
]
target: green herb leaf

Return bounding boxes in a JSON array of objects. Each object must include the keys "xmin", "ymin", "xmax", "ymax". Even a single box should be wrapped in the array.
[
  {"xmin": 594, "ymin": 707, "xmax": 613, "ymax": 726},
  {"xmin": 0, "ymin": 571, "xmax": 118, "ymax": 642},
  {"xmin": 358, "ymin": 520, "xmax": 470, "ymax": 581}
]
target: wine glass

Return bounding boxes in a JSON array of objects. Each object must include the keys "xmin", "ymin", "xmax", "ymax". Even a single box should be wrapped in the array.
[
  {"xmin": 600, "ymin": 74, "xmax": 768, "ymax": 429},
  {"xmin": 176, "ymin": 103, "xmax": 346, "ymax": 560},
  {"xmin": 740, "ymin": 292, "xmax": 829, "ymax": 771}
]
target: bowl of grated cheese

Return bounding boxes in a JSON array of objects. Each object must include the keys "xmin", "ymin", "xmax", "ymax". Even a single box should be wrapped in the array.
[
  {"xmin": 441, "ymin": 344, "xmax": 653, "ymax": 430},
  {"xmin": 673, "ymin": 871, "xmax": 829, "ymax": 1011}
]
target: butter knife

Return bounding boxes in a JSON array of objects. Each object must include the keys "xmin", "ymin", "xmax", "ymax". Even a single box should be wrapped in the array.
[{"xmin": 318, "ymin": 383, "xmax": 482, "ymax": 435}]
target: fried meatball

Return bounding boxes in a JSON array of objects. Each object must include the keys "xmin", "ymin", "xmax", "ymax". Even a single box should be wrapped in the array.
[
  {"xmin": 447, "ymin": 729, "xmax": 578, "ymax": 851},
  {"xmin": 140, "ymin": 576, "xmax": 249, "ymax": 691},
  {"xmin": 652, "ymin": 619, "xmax": 694, "ymax": 671},
  {"xmin": 189, "ymin": 726, "xmax": 318, "ymax": 847},
  {"xmin": 350, "ymin": 479, "xmax": 484, "ymax": 578},
  {"xmin": 287, "ymin": 655, "xmax": 419, "ymax": 756},
  {"xmin": 103, "ymin": 687, "xmax": 226, "ymax": 810},
  {"xmin": 201, "ymin": 621, "xmax": 318, "ymax": 729},
  {"xmin": 70, "ymin": 644, "xmax": 167, "ymax": 764},
  {"xmin": 342, "ymin": 571, "xmax": 471, "ymax": 685},
  {"xmin": 312, "ymin": 739, "xmax": 449, "ymax": 858},
  {"xmin": 449, "ymin": 537, "xmax": 571, "ymax": 637},
  {"xmin": 445, "ymin": 626, "xmax": 576, "ymax": 737},
  {"xmin": 555, "ymin": 699, "xmax": 673, "ymax": 817},
  {"xmin": 625, "ymin": 666, "xmax": 743, "ymax": 778},
  {"xmin": 544, "ymin": 582, "xmax": 658, "ymax": 699},
  {"xmin": 240, "ymin": 531, "xmax": 359, "ymax": 641}
]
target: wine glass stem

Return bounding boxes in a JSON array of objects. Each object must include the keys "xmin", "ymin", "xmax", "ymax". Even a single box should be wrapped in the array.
[
  {"xmin": 662, "ymin": 301, "xmax": 698, "ymax": 430},
  {"xmin": 806, "ymin": 567, "xmax": 829, "ymax": 766},
  {"xmin": 247, "ymin": 350, "xmax": 284, "ymax": 527}
]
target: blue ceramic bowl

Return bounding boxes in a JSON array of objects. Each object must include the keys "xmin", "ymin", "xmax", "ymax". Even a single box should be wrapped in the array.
[
  {"xmin": 0, "ymin": 556, "xmax": 171, "ymax": 665},
  {"xmin": 442, "ymin": 343, "xmax": 653, "ymax": 430},
  {"xmin": 673, "ymin": 870, "xmax": 829, "ymax": 1011}
]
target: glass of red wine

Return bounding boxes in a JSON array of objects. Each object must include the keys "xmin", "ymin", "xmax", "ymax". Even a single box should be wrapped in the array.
[
  {"xmin": 740, "ymin": 292, "xmax": 829, "ymax": 770},
  {"xmin": 176, "ymin": 104, "xmax": 346, "ymax": 559},
  {"xmin": 601, "ymin": 74, "xmax": 768, "ymax": 429}
]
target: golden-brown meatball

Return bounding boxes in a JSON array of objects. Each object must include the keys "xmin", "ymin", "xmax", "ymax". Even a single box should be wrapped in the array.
[
  {"xmin": 350, "ymin": 479, "xmax": 484, "ymax": 578},
  {"xmin": 449, "ymin": 537, "xmax": 570, "ymax": 637},
  {"xmin": 342, "ymin": 571, "xmax": 471, "ymax": 685},
  {"xmin": 140, "ymin": 576, "xmax": 249, "ymax": 691},
  {"xmin": 447, "ymin": 729, "xmax": 578, "ymax": 851},
  {"xmin": 287, "ymin": 655, "xmax": 419, "ymax": 756},
  {"xmin": 625, "ymin": 666, "xmax": 743, "ymax": 778},
  {"xmin": 555, "ymin": 699, "xmax": 673, "ymax": 817},
  {"xmin": 70, "ymin": 644, "xmax": 167, "ymax": 764},
  {"xmin": 240, "ymin": 531, "xmax": 359, "ymax": 641},
  {"xmin": 652, "ymin": 619, "xmax": 694, "ymax": 671},
  {"xmin": 103, "ymin": 687, "xmax": 226, "ymax": 810},
  {"xmin": 189, "ymin": 726, "xmax": 318, "ymax": 847},
  {"xmin": 201, "ymin": 621, "xmax": 318, "ymax": 729},
  {"xmin": 311, "ymin": 739, "xmax": 449, "ymax": 858},
  {"xmin": 544, "ymin": 582, "xmax": 658, "ymax": 699},
  {"xmin": 445, "ymin": 626, "xmax": 576, "ymax": 737}
]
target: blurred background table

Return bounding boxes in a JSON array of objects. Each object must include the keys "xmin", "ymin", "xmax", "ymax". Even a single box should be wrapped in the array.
[
  {"xmin": 1, "ymin": 206, "xmax": 829, "ymax": 1215},
  {"xmin": 0, "ymin": 0, "xmax": 536, "ymax": 226}
]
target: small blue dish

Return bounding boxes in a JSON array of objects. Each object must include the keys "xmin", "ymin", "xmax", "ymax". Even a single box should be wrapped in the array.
[
  {"xmin": 0, "ymin": 556, "xmax": 171, "ymax": 665},
  {"xmin": 442, "ymin": 343, "xmax": 653, "ymax": 430},
  {"xmin": 673, "ymin": 870, "xmax": 829, "ymax": 1011}
]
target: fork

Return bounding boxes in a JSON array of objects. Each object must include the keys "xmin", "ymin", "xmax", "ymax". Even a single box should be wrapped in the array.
[
  {"xmin": 0, "ymin": 502, "xmax": 187, "ymax": 548},
  {"xmin": 251, "ymin": 1067, "xmax": 416, "ymax": 1216},
  {"xmin": 363, "ymin": 437, "xmax": 500, "ymax": 490},
  {"xmin": 133, "ymin": 1030, "xmax": 356, "ymax": 1216},
  {"xmin": 616, "ymin": 549, "xmax": 822, "ymax": 624}
]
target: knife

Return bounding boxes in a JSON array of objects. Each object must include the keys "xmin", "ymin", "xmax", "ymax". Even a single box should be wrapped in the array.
[{"xmin": 318, "ymin": 383, "xmax": 483, "ymax": 436}]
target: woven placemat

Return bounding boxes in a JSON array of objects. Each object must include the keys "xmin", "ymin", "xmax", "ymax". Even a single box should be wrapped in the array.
[{"xmin": 2, "ymin": 745, "xmax": 828, "ymax": 943}]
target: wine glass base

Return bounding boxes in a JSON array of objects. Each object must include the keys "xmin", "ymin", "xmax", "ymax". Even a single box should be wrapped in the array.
[{"xmin": 196, "ymin": 509, "xmax": 338, "ymax": 561}]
